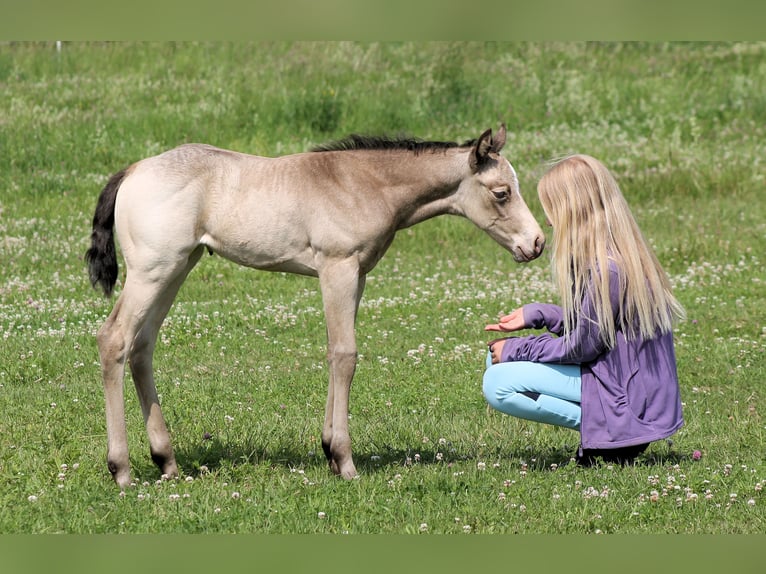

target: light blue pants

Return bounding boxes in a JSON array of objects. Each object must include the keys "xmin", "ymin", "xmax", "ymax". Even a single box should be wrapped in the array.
[{"xmin": 482, "ymin": 352, "xmax": 582, "ymax": 430}]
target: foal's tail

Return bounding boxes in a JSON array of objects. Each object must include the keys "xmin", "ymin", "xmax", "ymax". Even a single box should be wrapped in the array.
[{"xmin": 85, "ymin": 168, "xmax": 129, "ymax": 297}]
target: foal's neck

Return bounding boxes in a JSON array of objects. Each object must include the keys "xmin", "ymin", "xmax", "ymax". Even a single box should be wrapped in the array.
[{"xmin": 388, "ymin": 149, "xmax": 470, "ymax": 228}]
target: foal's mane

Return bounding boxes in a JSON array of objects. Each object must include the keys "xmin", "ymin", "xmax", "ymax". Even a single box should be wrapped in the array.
[{"xmin": 311, "ymin": 134, "xmax": 477, "ymax": 155}]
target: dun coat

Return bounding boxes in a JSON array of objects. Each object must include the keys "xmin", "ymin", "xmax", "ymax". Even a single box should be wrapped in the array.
[{"xmin": 85, "ymin": 125, "xmax": 545, "ymax": 488}]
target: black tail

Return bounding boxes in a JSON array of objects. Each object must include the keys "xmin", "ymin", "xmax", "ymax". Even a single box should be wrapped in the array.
[{"xmin": 85, "ymin": 168, "xmax": 128, "ymax": 297}]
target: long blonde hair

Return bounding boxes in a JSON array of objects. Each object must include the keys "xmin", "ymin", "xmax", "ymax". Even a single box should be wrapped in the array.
[{"xmin": 537, "ymin": 154, "xmax": 684, "ymax": 348}]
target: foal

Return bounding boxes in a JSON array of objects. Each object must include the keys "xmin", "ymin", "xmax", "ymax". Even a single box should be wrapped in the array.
[{"xmin": 86, "ymin": 124, "xmax": 544, "ymax": 488}]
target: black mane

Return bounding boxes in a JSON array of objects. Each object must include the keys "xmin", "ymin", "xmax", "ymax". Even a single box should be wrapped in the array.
[{"xmin": 311, "ymin": 134, "xmax": 477, "ymax": 154}]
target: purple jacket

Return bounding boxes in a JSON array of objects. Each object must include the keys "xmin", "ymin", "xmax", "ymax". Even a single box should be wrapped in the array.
[{"xmin": 499, "ymin": 264, "xmax": 684, "ymax": 449}]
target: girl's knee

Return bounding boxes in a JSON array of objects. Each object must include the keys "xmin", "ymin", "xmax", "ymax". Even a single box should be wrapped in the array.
[
  {"xmin": 482, "ymin": 368, "xmax": 508, "ymax": 411},
  {"xmin": 482, "ymin": 370, "xmax": 497, "ymax": 406}
]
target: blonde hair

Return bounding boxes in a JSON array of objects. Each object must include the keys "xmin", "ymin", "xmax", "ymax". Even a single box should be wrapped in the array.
[{"xmin": 537, "ymin": 154, "xmax": 684, "ymax": 348}]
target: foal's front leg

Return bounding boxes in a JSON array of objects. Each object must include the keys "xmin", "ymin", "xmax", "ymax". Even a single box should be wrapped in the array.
[{"xmin": 318, "ymin": 261, "xmax": 365, "ymax": 479}]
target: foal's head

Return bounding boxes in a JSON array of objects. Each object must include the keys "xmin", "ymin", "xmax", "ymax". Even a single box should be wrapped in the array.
[{"xmin": 457, "ymin": 124, "xmax": 545, "ymax": 262}]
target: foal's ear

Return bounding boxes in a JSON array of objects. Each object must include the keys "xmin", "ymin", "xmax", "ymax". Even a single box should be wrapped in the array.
[
  {"xmin": 491, "ymin": 123, "xmax": 507, "ymax": 153},
  {"xmin": 469, "ymin": 128, "xmax": 494, "ymax": 172}
]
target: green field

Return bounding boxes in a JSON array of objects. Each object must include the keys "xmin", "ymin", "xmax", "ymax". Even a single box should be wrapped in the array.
[{"xmin": 0, "ymin": 42, "xmax": 764, "ymax": 533}]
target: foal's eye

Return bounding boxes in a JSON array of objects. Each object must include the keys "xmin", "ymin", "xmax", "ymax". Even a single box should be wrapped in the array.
[{"xmin": 491, "ymin": 188, "xmax": 510, "ymax": 202}]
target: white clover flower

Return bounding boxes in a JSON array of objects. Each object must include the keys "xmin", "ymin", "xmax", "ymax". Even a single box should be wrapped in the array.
[
  {"xmin": 27, "ymin": 495, "xmax": 38, "ymax": 503},
  {"xmin": 477, "ymin": 462, "xmax": 486, "ymax": 471},
  {"xmin": 317, "ymin": 512, "xmax": 327, "ymax": 519},
  {"xmin": 419, "ymin": 523, "xmax": 428, "ymax": 532}
]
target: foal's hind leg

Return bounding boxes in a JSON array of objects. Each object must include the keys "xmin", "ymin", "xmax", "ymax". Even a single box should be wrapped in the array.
[
  {"xmin": 129, "ymin": 246, "xmax": 204, "ymax": 480},
  {"xmin": 98, "ymin": 278, "xmax": 164, "ymax": 489},
  {"xmin": 97, "ymin": 295, "xmax": 134, "ymax": 489},
  {"xmin": 98, "ymin": 250, "xmax": 201, "ymax": 488}
]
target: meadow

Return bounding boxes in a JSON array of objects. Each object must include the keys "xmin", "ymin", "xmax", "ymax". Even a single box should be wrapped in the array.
[{"xmin": 0, "ymin": 42, "xmax": 764, "ymax": 534}]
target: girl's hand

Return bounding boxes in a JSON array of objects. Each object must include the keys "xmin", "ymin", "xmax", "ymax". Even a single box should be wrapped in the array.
[
  {"xmin": 488, "ymin": 338, "xmax": 507, "ymax": 364},
  {"xmin": 484, "ymin": 307, "xmax": 526, "ymax": 332}
]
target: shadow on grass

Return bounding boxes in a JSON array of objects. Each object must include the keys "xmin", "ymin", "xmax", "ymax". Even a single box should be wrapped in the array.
[
  {"xmin": 170, "ymin": 437, "xmax": 322, "ymax": 476},
  {"xmin": 171, "ymin": 440, "xmax": 692, "ymax": 475},
  {"xmin": 161, "ymin": 437, "xmax": 690, "ymax": 480}
]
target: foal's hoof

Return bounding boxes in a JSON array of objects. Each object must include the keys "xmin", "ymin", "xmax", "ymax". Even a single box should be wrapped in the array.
[
  {"xmin": 340, "ymin": 468, "xmax": 358, "ymax": 480},
  {"xmin": 338, "ymin": 461, "xmax": 358, "ymax": 480},
  {"xmin": 161, "ymin": 461, "xmax": 180, "ymax": 481},
  {"xmin": 151, "ymin": 451, "xmax": 179, "ymax": 479},
  {"xmin": 328, "ymin": 458, "xmax": 357, "ymax": 479},
  {"xmin": 108, "ymin": 463, "xmax": 132, "ymax": 490}
]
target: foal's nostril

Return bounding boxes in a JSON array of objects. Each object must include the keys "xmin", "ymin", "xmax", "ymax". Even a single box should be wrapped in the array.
[{"xmin": 534, "ymin": 235, "xmax": 545, "ymax": 256}]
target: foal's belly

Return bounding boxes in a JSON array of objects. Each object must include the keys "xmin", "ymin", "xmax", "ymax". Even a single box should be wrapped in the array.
[{"xmin": 200, "ymin": 230, "xmax": 320, "ymax": 277}]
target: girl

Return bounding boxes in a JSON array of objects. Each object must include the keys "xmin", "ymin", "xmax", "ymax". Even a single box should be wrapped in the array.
[{"xmin": 483, "ymin": 154, "xmax": 685, "ymax": 465}]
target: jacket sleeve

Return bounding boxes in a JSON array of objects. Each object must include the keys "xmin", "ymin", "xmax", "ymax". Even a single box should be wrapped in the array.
[
  {"xmin": 522, "ymin": 303, "xmax": 566, "ymax": 336},
  {"xmin": 500, "ymin": 270, "xmax": 619, "ymax": 365}
]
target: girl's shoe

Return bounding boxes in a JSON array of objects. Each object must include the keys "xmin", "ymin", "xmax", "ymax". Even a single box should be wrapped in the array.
[{"xmin": 576, "ymin": 443, "xmax": 649, "ymax": 467}]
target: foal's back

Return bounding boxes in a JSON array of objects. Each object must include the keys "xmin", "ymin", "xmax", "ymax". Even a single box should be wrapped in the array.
[{"xmin": 115, "ymin": 143, "xmax": 414, "ymax": 277}]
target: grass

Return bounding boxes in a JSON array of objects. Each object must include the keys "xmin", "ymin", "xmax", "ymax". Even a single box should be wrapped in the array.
[{"xmin": 0, "ymin": 41, "xmax": 765, "ymax": 533}]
